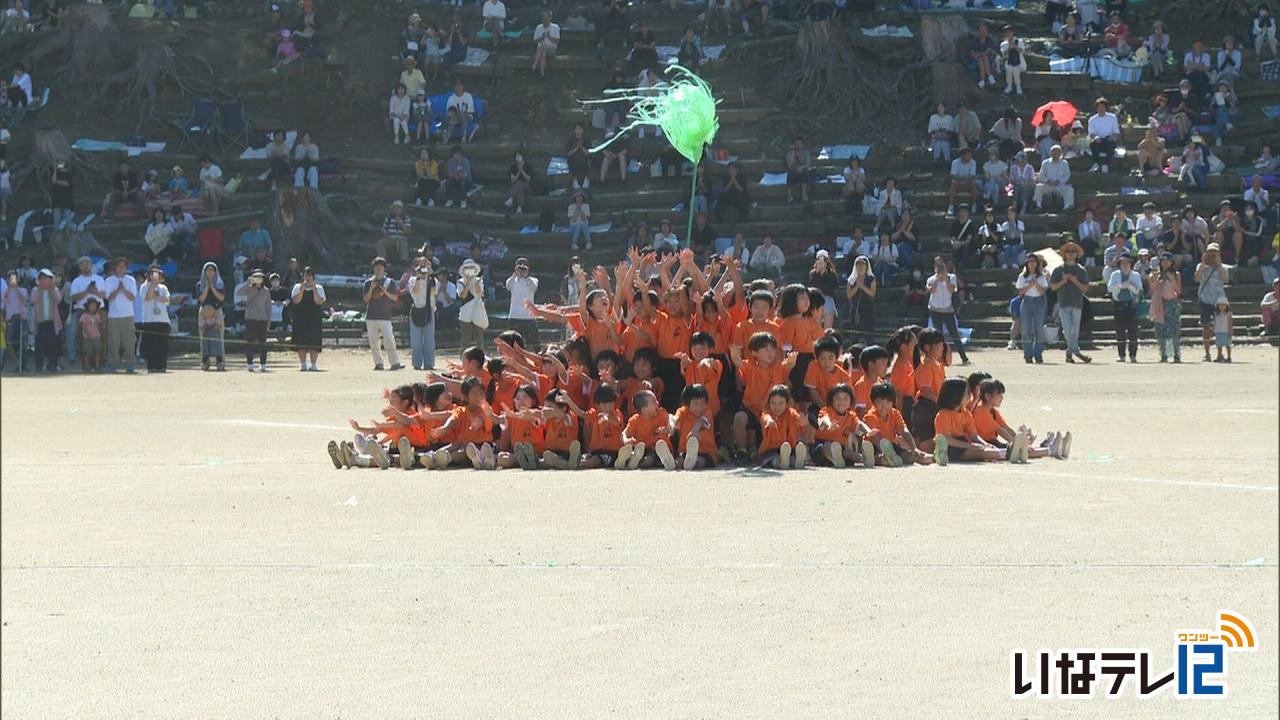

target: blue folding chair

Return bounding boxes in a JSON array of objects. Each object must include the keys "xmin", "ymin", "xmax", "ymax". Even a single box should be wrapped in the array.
[{"xmin": 173, "ymin": 96, "xmax": 219, "ymax": 153}]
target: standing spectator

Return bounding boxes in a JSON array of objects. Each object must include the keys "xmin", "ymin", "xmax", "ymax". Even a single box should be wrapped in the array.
[
  {"xmin": 1034, "ymin": 145, "xmax": 1074, "ymax": 212},
  {"xmin": 786, "ymin": 137, "xmax": 813, "ymax": 204},
  {"xmin": 196, "ymin": 261, "xmax": 226, "ymax": 371},
  {"xmin": 291, "ymin": 266, "xmax": 326, "ymax": 371},
  {"xmin": 507, "ymin": 151, "xmax": 532, "ymax": 214},
  {"xmin": 404, "ymin": 258, "xmax": 436, "ymax": 370},
  {"xmin": 970, "ymin": 22, "xmax": 997, "ymax": 89},
  {"xmin": 49, "ymin": 160, "xmax": 74, "ymax": 235},
  {"xmin": 981, "ymin": 151, "xmax": 1009, "ymax": 209},
  {"xmin": 363, "ymin": 257, "xmax": 403, "ymax": 371},
  {"xmin": 30, "ymin": 269, "xmax": 61, "ymax": 372},
  {"xmin": 445, "ymin": 146, "xmax": 473, "ymax": 209},
  {"xmin": 532, "ymin": 11, "xmax": 560, "ymax": 79},
  {"xmin": 102, "ymin": 257, "xmax": 137, "ymax": 373},
  {"xmin": 1001, "ymin": 24, "xmax": 1027, "ymax": 94},
  {"xmin": 236, "ymin": 269, "xmax": 272, "ymax": 372},
  {"xmin": 1194, "ymin": 244, "xmax": 1228, "ymax": 362},
  {"xmin": 926, "ymin": 256, "xmax": 970, "ymax": 365},
  {"xmin": 1255, "ymin": 4, "xmax": 1277, "ymax": 59},
  {"xmin": 138, "ymin": 266, "xmax": 171, "ymax": 373},
  {"xmin": 1149, "ymin": 253, "xmax": 1183, "ymax": 362},
  {"xmin": 456, "ymin": 258, "xmax": 487, "ymax": 350},
  {"xmin": 1107, "ymin": 254, "xmax": 1144, "ymax": 362},
  {"xmin": 749, "ymin": 235, "xmax": 785, "ymax": 281},
  {"xmin": 380, "ymin": 201, "xmax": 412, "ymax": 264},
  {"xmin": 873, "ymin": 176, "xmax": 902, "ymax": 234},
  {"xmin": 845, "ymin": 255, "xmax": 876, "ymax": 343},
  {"xmin": 66, "ymin": 256, "xmax": 105, "ymax": 366},
  {"xmin": 102, "ymin": 160, "xmax": 145, "ymax": 220},
  {"xmin": 414, "ymin": 147, "xmax": 440, "ymax": 207},
  {"xmin": 1015, "ymin": 254, "xmax": 1049, "ymax": 364},
  {"xmin": 1087, "ymin": 97, "xmax": 1120, "ymax": 173},
  {"xmin": 808, "ymin": 251, "xmax": 840, "ymax": 327},
  {"xmin": 1050, "ymin": 240, "xmax": 1093, "ymax": 363},
  {"xmin": 3, "ymin": 270, "xmax": 26, "ymax": 372},
  {"xmin": 78, "ymin": 298, "xmax": 105, "ymax": 372},
  {"xmin": 293, "ymin": 131, "xmax": 320, "ymax": 189},
  {"xmin": 505, "ymin": 257, "xmax": 539, "ymax": 347},
  {"xmin": 947, "ymin": 147, "xmax": 979, "ymax": 217},
  {"xmin": 568, "ymin": 191, "xmax": 592, "ymax": 251},
  {"xmin": 927, "ymin": 103, "xmax": 954, "ymax": 164}
]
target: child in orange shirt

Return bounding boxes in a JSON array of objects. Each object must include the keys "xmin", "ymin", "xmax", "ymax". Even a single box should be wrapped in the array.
[
  {"xmin": 851, "ymin": 345, "xmax": 891, "ymax": 417},
  {"xmin": 680, "ymin": 332, "xmax": 724, "ymax": 420},
  {"xmin": 909, "ymin": 328, "xmax": 947, "ymax": 444},
  {"xmin": 731, "ymin": 331, "xmax": 797, "ymax": 462},
  {"xmin": 813, "ymin": 384, "xmax": 868, "ymax": 468},
  {"xmin": 383, "ymin": 382, "xmax": 457, "ymax": 470},
  {"xmin": 540, "ymin": 389, "xmax": 583, "ymax": 469},
  {"xmin": 674, "ymin": 384, "xmax": 718, "ymax": 470},
  {"xmin": 622, "ymin": 347, "xmax": 666, "ymax": 415},
  {"xmin": 329, "ymin": 384, "xmax": 418, "ymax": 470},
  {"xmin": 426, "ymin": 346, "xmax": 490, "ymax": 397},
  {"xmin": 804, "ymin": 334, "xmax": 851, "ymax": 409},
  {"xmin": 729, "ymin": 290, "xmax": 780, "ymax": 364},
  {"xmin": 580, "ymin": 385, "xmax": 625, "ymax": 468},
  {"xmin": 579, "ymin": 286, "xmax": 622, "ymax": 361},
  {"xmin": 886, "ymin": 326, "xmax": 919, "ymax": 417},
  {"xmin": 932, "ymin": 378, "xmax": 1017, "ymax": 466},
  {"xmin": 619, "ymin": 290, "xmax": 659, "ymax": 362},
  {"xmin": 620, "ymin": 389, "xmax": 675, "ymax": 469},
  {"xmin": 974, "ymin": 379, "xmax": 1068, "ymax": 462},
  {"xmin": 863, "ymin": 382, "xmax": 932, "ymax": 467},
  {"xmin": 499, "ymin": 384, "xmax": 545, "ymax": 470},
  {"xmin": 652, "ymin": 285, "xmax": 693, "ymax": 410},
  {"xmin": 776, "ymin": 284, "xmax": 822, "ymax": 406},
  {"xmin": 758, "ymin": 385, "xmax": 809, "ymax": 469},
  {"xmin": 964, "ymin": 371, "xmax": 991, "ymax": 413},
  {"xmin": 430, "ymin": 377, "xmax": 500, "ymax": 469}
]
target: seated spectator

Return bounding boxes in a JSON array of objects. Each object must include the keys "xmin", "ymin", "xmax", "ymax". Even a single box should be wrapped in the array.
[
  {"xmin": 1102, "ymin": 231, "xmax": 1135, "ymax": 277},
  {"xmin": 739, "ymin": 0, "xmax": 766, "ymax": 37},
  {"xmin": 144, "ymin": 209, "xmax": 176, "ymax": 263},
  {"xmin": 293, "ymin": 131, "xmax": 320, "ymax": 189},
  {"xmin": 1145, "ymin": 20, "xmax": 1171, "ymax": 79},
  {"xmin": 1077, "ymin": 207, "xmax": 1104, "ymax": 261},
  {"xmin": 706, "ymin": 0, "xmax": 731, "ymax": 38},
  {"xmin": 421, "ymin": 24, "xmax": 444, "ymax": 80},
  {"xmin": 1135, "ymin": 202, "xmax": 1167, "ymax": 250},
  {"xmin": 414, "ymin": 147, "xmax": 440, "ymax": 207},
  {"xmin": 1034, "ymin": 145, "xmax": 1073, "ymax": 212},
  {"xmin": 380, "ymin": 200, "xmax": 412, "ymax": 263},
  {"xmin": 927, "ymin": 103, "xmax": 954, "ymax": 165},
  {"xmin": 140, "ymin": 170, "xmax": 162, "ymax": 203},
  {"xmin": 1000, "ymin": 25, "xmax": 1027, "ymax": 94},
  {"xmin": 1137, "ymin": 123, "xmax": 1167, "ymax": 176},
  {"xmin": 1033, "ymin": 111, "xmax": 1061, "ymax": 160},
  {"xmin": 261, "ymin": 129, "xmax": 292, "ymax": 185},
  {"xmin": 1212, "ymin": 199, "xmax": 1245, "ymax": 263},
  {"xmin": 600, "ymin": 131, "xmax": 630, "ymax": 184},
  {"xmin": 1210, "ymin": 82, "xmax": 1237, "ymax": 147},
  {"xmin": 481, "ymin": 0, "xmax": 506, "ymax": 48},
  {"xmin": 401, "ymin": 12, "xmax": 426, "ymax": 59},
  {"xmin": 197, "ymin": 155, "xmax": 225, "ymax": 214},
  {"xmin": 954, "ymin": 100, "xmax": 981, "ymax": 151},
  {"xmin": 238, "ymin": 217, "xmax": 273, "ymax": 266},
  {"xmin": 1076, "ymin": 0, "xmax": 1100, "ymax": 31},
  {"xmin": 717, "ymin": 162, "xmax": 750, "ymax": 222},
  {"xmin": 37, "ymin": 0, "xmax": 64, "ymax": 30},
  {"xmin": 1087, "ymin": 97, "xmax": 1121, "ymax": 173},
  {"xmin": 654, "ymin": 218, "xmax": 679, "ymax": 254},
  {"xmin": 981, "ymin": 152, "xmax": 1008, "ymax": 210},
  {"xmin": 445, "ymin": 80, "xmax": 477, "ymax": 144},
  {"xmin": 272, "ymin": 29, "xmax": 301, "ymax": 72},
  {"xmin": 989, "ymin": 108, "xmax": 1023, "ymax": 162},
  {"xmin": 1175, "ymin": 204, "xmax": 1209, "ymax": 258},
  {"xmin": 1244, "ymin": 175, "xmax": 1270, "ymax": 218},
  {"xmin": 841, "ymin": 156, "xmax": 867, "ymax": 215},
  {"xmin": 1255, "ymin": 144, "xmax": 1278, "ymax": 174},
  {"xmin": 165, "ymin": 166, "xmax": 193, "ymax": 200},
  {"xmin": 947, "ymin": 147, "xmax": 979, "ymax": 217},
  {"xmin": 443, "ymin": 17, "xmax": 470, "ymax": 77},
  {"xmin": 677, "ymin": 26, "xmax": 703, "ymax": 69},
  {"xmin": 389, "ymin": 84, "xmax": 411, "ymax": 144},
  {"xmin": 507, "ymin": 151, "xmax": 532, "ymax": 214},
  {"xmin": 1179, "ymin": 139, "xmax": 1208, "ymax": 191},
  {"xmin": 1057, "ymin": 12, "xmax": 1084, "ymax": 53},
  {"xmin": 690, "ymin": 212, "xmax": 716, "ymax": 256},
  {"xmin": 1261, "ymin": 278, "xmax": 1280, "ymax": 335},
  {"xmin": 1183, "ymin": 39, "xmax": 1212, "ymax": 97},
  {"xmin": 412, "ymin": 91, "xmax": 430, "ymax": 143},
  {"xmin": 749, "ymin": 235, "xmax": 785, "ymax": 281},
  {"xmin": 949, "ymin": 205, "xmax": 979, "ymax": 267},
  {"xmin": 969, "ymin": 22, "xmax": 997, "ymax": 89},
  {"xmin": 1062, "ymin": 119, "xmax": 1089, "ymax": 159},
  {"xmin": 445, "ymin": 145, "xmax": 473, "ymax": 209},
  {"xmin": 1102, "ymin": 12, "xmax": 1132, "ymax": 57},
  {"xmin": 785, "ymin": 136, "xmax": 813, "ymax": 203},
  {"xmin": 1214, "ymin": 35, "xmax": 1243, "ymax": 85},
  {"xmin": 567, "ymin": 192, "xmax": 592, "ymax": 251},
  {"xmin": 631, "ymin": 19, "xmax": 659, "ymax": 74},
  {"xmin": 892, "ymin": 209, "xmax": 919, "ymax": 268},
  {"xmin": 167, "ymin": 205, "xmax": 197, "ymax": 255},
  {"xmin": 566, "ymin": 123, "xmax": 591, "ymax": 195},
  {"xmin": 532, "ymin": 11, "xmax": 560, "ymax": 78},
  {"xmin": 102, "ymin": 159, "xmax": 145, "ymax": 220},
  {"xmin": 998, "ymin": 206, "xmax": 1027, "ymax": 269},
  {"xmin": 868, "ymin": 231, "xmax": 899, "ymax": 286},
  {"xmin": 1256, "ymin": 4, "xmax": 1278, "ymax": 59},
  {"xmin": 1009, "ymin": 152, "xmax": 1035, "ymax": 215},
  {"xmin": 873, "ymin": 176, "xmax": 902, "ymax": 234},
  {"xmin": 601, "ymin": 67, "xmax": 630, "ymax": 132},
  {"xmin": 598, "ymin": 0, "xmax": 629, "ymax": 48}
]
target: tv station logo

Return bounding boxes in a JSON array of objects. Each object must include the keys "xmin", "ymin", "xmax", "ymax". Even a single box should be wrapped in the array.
[{"xmin": 1011, "ymin": 610, "xmax": 1258, "ymax": 698}]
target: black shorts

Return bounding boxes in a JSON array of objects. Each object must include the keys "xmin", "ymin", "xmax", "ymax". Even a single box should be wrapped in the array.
[
  {"xmin": 947, "ymin": 444, "xmax": 968, "ymax": 462},
  {"xmin": 910, "ymin": 397, "xmax": 938, "ymax": 442},
  {"xmin": 591, "ymin": 451, "xmax": 617, "ymax": 466},
  {"xmin": 789, "ymin": 352, "xmax": 814, "ymax": 401},
  {"xmin": 1199, "ymin": 301, "xmax": 1216, "ymax": 326},
  {"xmin": 738, "ymin": 408, "xmax": 763, "ymax": 440}
]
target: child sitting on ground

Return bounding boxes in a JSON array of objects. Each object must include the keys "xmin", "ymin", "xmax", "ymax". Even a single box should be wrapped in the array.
[
  {"xmin": 541, "ymin": 390, "xmax": 583, "ymax": 469},
  {"xmin": 804, "ymin": 333, "xmax": 852, "ymax": 411},
  {"xmin": 851, "ymin": 344, "xmax": 891, "ymax": 416},
  {"xmin": 864, "ymin": 382, "xmax": 933, "ymax": 467},
  {"xmin": 581, "ymin": 385, "xmax": 624, "ymax": 469},
  {"xmin": 620, "ymin": 389, "xmax": 673, "ymax": 469},
  {"xmin": 501, "ymin": 383, "xmax": 545, "ymax": 470},
  {"xmin": 332, "ymin": 384, "xmax": 418, "ymax": 470},
  {"xmin": 430, "ymin": 377, "xmax": 499, "ymax": 469},
  {"xmin": 973, "ymin": 379, "xmax": 1070, "ymax": 462},
  {"xmin": 758, "ymin": 385, "xmax": 809, "ymax": 470},
  {"xmin": 932, "ymin": 378, "xmax": 1023, "ymax": 466},
  {"xmin": 813, "ymin": 384, "xmax": 867, "ymax": 468},
  {"xmin": 732, "ymin": 331, "xmax": 797, "ymax": 462},
  {"xmin": 674, "ymin": 383, "xmax": 718, "ymax": 470}
]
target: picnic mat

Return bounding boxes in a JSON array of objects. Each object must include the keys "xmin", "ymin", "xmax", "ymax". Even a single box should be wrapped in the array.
[
  {"xmin": 627, "ymin": 45, "xmax": 726, "ymax": 67},
  {"xmin": 759, "ymin": 172, "xmax": 788, "ymax": 186},
  {"xmin": 72, "ymin": 139, "xmax": 167, "ymax": 155},
  {"xmin": 239, "ymin": 131, "xmax": 297, "ymax": 160},
  {"xmin": 1048, "ymin": 54, "xmax": 1144, "ymax": 83},
  {"xmin": 459, "ymin": 47, "xmax": 492, "ymax": 67},
  {"xmin": 861, "ymin": 25, "xmax": 913, "ymax": 38},
  {"xmin": 818, "ymin": 144, "xmax": 871, "ymax": 161}
]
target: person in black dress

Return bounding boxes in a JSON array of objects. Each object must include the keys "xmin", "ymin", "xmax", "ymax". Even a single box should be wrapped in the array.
[{"xmin": 290, "ymin": 266, "xmax": 326, "ymax": 371}]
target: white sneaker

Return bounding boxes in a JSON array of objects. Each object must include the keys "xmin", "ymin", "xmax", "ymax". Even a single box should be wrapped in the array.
[
  {"xmin": 465, "ymin": 442, "xmax": 481, "ymax": 468},
  {"xmin": 1009, "ymin": 432, "xmax": 1028, "ymax": 464},
  {"xmin": 1101, "ymin": 164, "xmax": 1110, "ymax": 173},
  {"xmin": 584, "ymin": 241, "xmax": 593, "ymax": 249},
  {"xmin": 415, "ymin": 199, "xmax": 422, "ymax": 207},
  {"xmin": 542, "ymin": 449, "xmax": 568, "ymax": 469},
  {"xmin": 567, "ymin": 440, "xmax": 581, "ymax": 470},
  {"xmin": 1088, "ymin": 163, "xmax": 1100, "ymax": 172},
  {"xmin": 615, "ymin": 444, "xmax": 634, "ymax": 469},
  {"xmin": 503, "ymin": 197, "xmax": 514, "ymax": 208},
  {"xmin": 371, "ymin": 443, "xmax": 392, "ymax": 470},
  {"xmin": 947, "ymin": 205, "xmax": 956, "ymax": 217},
  {"xmin": 445, "ymin": 200, "xmax": 454, "ymax": 208},
  {"xmin": 515, "ymin": 206, "xmax": 523, "ymax": 214},
  {"xmin": 432, "ymin": 449, "xmax": 452, "ymax": 469},
  {"xmin": 987, "ymin": 74, "xmax": 996, "ymax": 87},
  {"xmin": 398, "ymin": 436, "xmax": 416, "ymax": 470},
  {"xmin": 327, "ymin": 440, "xmax": 343, "ymax": 469},
  {"xmin": 460, "ymin": 200, "xmax": 468, "ymax": 209},
  {"xmin": 778, "ymin": 442, "xmax": 792, "ymax": 470},
  {"xmin": 1003, "ymin": 84, "xmax": 1012, "ymax": 94},
  {"xmin": 480, "ymin": 444, "xmax": 496, "ymax": 470},
  {"xmin": 863, "ymin": 439, "xmax": 879, "ymax": 468},
  {"xmin": 683, "ymin": 436, "xmax": 700, "ymax": 470},
  {"xmin": 828, "ymin": 442, "xmax": 845, "ymax": 469},
  {"xmin": 628, "ymin": 442, "xmax": 646, "ymax": 469},
  {"xmin": 794, "ymin": 442, "xmax": 808, "ymax": 469},
  {"xmin": 1059, "ymin": 431, "xmax": 1072, "ymax": 460},
  {"xmin": 1006, "ymin": 341, "xmax": 1018, "ymax": 350},
  {"xmin": 427, "ymin": 198, "xmax": 435, "ymax": 207},
  {"xmin": 655, "ymin": 439, "xmax": 676, "ymax": 470},
  {"xmin": 1016, "ymin": 86, "xmax": 1024, "ymax": 95},
  {"xmin": 933, "ymin": 435, "xmax": 949, "ymax": 467},
  {"xmin": 977, "ymin": 78, "xmax": 986, "ymax": 88},
  {"xmin": 879, "ymin": 439, "xmax": 903, "ymax": 468},
  {"xmin": 257, "ymin": 364, "xmax": 268, "ymax": 373},
  {"xmin": 246, "ymin": 363, "xmax": 255, "ymax": 372}
]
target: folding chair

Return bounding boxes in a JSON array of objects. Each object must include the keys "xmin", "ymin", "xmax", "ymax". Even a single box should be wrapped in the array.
[
  {"xmin": 174, "ymin": 96, "xmax": 219, "ymax": 154},
  {"xmin": 216, "ymin": 99, "xmax": 252, "ymax": 154}
]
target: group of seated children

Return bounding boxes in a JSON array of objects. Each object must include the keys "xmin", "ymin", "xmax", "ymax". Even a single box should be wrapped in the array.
[{"xmin": 326, "ymin": 250, "xmax": 1073, "ymax": 471}]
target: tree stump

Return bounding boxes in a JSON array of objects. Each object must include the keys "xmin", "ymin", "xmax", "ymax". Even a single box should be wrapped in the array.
[{"xmin": 921, "ymin": 15, "xmax": 982, "ymax": 107}]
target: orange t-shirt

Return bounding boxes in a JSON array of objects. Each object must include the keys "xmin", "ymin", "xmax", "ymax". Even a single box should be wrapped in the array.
[
  {"xmin": 696, "ymin": 312, "xmax": 731, "ymax": 356},
  {"xmin": 623, "ymin": 408, "xmax": 672, "ymax": 448},
  {"xmin": 972, "ymin": 405, "xmax": 1007, "ymax": 443},
  {"xmin": 863, "ymin": 406, "xmax": 906, "ymax": 444},
  {"xmin": 674, "ymin": 406, "xmax": 718, "ymax": 458},
  {"xmin": 415, "ymin": 412, "xmax": 448, "ymax": 447},
  {"xmin": 739, "ymin": 357, "xmax": 788, "ymax": 415},
  {"xmin": 449, "ymin": 405, "xmax": 495, "ymax": 445},
  {"xmin": 683, "ymin": 357, "xmax": 724, "ymax": 417},
  {"xmin": 934, "ymin": 408, "xmax": 977, "ymax": 442},
  {"xmin": 490, "ymin": 373, "xmax": 520, "ymax": 413},
  {"xmin": 890, "ymin": 357, "xmax": 916, "ymax": 400},
  {"xmin": 621, "ymin": 376, "xmax": 665, "ymax": 415},
  {"xmin": 582, "ymin": 316, "xmax": 618, "ymax": 360},
  {"xmin": 620, "ymin": 318, "xmax": 657, "ymax": 361},
  {"xmin": 804, "ymin": 362, "xmax": 852, "ymax": 407},
  {"xmin": 914, "ymin": 358, "xmax": 945, "ymax": 401},
  {"xmin": 587, "ymin": 408, "xmax": 624, "ymax": 452},
  {"xmin": 777, "ymin": 315, "xmax": 821, "ymax": 354},
  {"xmin": 759, "ymin": 407, "xmax": 803, "ymax": 454},
  {"xmin": 851, "ymin": 374, "xmax": 885, "ymax": 415},
  {"xmin": 543, "ymin": 412, "xmax": 578, "ymax": 453},
  {"xmin": 731, "ymin": 316, "xmax": 781, "ymax": 351},
  {"xmin": 461, "ymin": 367, "xmax": 492, "ymax": 388},
  {"xmin": 654, "ymin": 309, "xmax": 693, "ymax": 360},
  {"xmin": 507, "ymin": 412, "xmax": 546, "ymax": 453},
  {"xmin": 814, "ymin": 407, "xmax": 858, "ymax": 442}
]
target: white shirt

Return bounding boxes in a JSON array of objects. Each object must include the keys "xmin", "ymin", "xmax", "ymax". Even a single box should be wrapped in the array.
[
  {"xmin": 926, "ymin": 273, "xmax": 958, "ymax": 310},
  {"xmin": 102, "ymin": 274, "xmax": 138, "ymax": 319},
  {"xmin": 950, "ymin": 157, "xmax": 977, "ymax": 178},
  {"xmin": 447, "ymin": 91, "xmax": 475, "ymax": 115},
  {"xmin": 927, "ymin": 113, "xmax": 954, "ymax": 137},
  {"xmin": 389, "ymin": 93, "xmax": 411, "ymax": 117},
  {"xmin": 749, "ymin": 244, "xmax": 784, "ymax": 270},
  {"xmin": 1136, "ymin": 214, "xmax": 1163, "ymax": 243},
  {"xmin": 567, "ymin": 201, "xmax": 591, "ymax": 223},
  {"xmin": 482, "ymin": 0, "xmax": 506, "ymax": 19},
  {"xmin": 1244, "ymin": 187, "xmax": 1270, "ymax": 213},
  {"xmin": 139, "ymin": 281, "xmax": 170, "ymax": 322},
  {"xmin": 505, "ymin": 274, "xmax": 538, "ymax": 318},
  {"xmin": 198, "ymin": 164, "xmax": 223, "ymax": 189},
  {"xmin": 1016, "ymin": 272, "xmax": 1048, "ymax": 297},
  {"xmin": 654, "ymin": 231, "xmax": 679, "ymax": 251},
  {"xmin": 68, "ymin": 273, "xmax": 106, "ymax": 311},
  {"xmin": 876, "ymin": 188, "xmax": 902, "ymax": 212},
  {"xmin": 10, "ymin": 72, "xmax": 32, "ymax": 104},
  {"xmin": 534, "ymin": 22, "xmax": 560, "ymax": 47},
  {"xmin": 1087, "ymin": 112, "xmax": 1120, "ymax": 139},
  {"xmin": 983, "ymin": 159, "xmax": 1008, "ymax": 180},
  {"xmin": 291, "ymin": 282, "xmax": 327, "ymax": 303},
  {"xmin": 1038, "ymin": 158, "xmax": 1071, "ymax": 184}
]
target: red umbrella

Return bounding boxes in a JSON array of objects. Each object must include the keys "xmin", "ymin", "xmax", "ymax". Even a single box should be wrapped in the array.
[{"xmin": 1032, "ymin": 100, "xmax": 1078, "ymax": 129}]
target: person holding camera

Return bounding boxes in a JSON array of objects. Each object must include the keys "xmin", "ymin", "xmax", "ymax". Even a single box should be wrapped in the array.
[
  {"xmin": 405, "ymin": 257, "xmax": 437, "ymax": 370},
  {"xmin": 290, "ymin": 266, "xmax": 326, "ymax": 372},
  {"xmin": 456, "ymin": 258, "xmax": 487, "ymax": 350},
  {"xmin": 364, "ymin": 257, "xmax": 404, "ymax": 371},
  {"xmin": 506, "ymin": 257, "xmax": 539, "ymax": 349},
  {"xmin": 66, "ymin": 256, "xmax": 105, "ymax": 367},
  {"xmin": 237, "ymin": 268, "xmax": 273, "ymax": 372},
  {"xmin": 138, "ymin": 266, "xmax": 171, "ymax": 373}
]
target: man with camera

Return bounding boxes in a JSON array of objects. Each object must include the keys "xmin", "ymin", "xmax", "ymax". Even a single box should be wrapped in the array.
[
  {"xmin": 505, "ymin": 257, "xmax": 539, "ymax": 350},
  {"xmin": 66, "ymin": 256, "xmax": 106, "ymax": 367},
  {"xmin": 363, "ymin": 257, "xmax": 404, "ymax": 371}
]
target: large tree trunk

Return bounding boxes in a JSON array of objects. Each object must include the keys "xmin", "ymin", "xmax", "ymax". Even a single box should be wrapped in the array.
[{"xmin": 921, "ymin": 16, "xmax": 982, "ymax": 107}]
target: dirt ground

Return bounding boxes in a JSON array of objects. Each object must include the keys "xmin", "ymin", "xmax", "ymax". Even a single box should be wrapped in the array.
[{"xmin": 2, "ymin": 346, "xmax": 1277, "ymax": 718}]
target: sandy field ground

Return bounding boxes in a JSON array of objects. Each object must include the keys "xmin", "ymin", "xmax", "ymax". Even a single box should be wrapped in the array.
[{"xmin": 2, "ymin": 346, "xmax": 1277, "ymax": 719}]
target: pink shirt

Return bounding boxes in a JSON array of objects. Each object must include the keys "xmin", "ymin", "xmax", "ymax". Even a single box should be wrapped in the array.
[{"xmin": 80, "ymin": 311, "xmax": 104, "ymax": 339}]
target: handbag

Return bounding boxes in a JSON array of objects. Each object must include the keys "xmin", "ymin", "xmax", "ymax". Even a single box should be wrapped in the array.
[
  {"xmin": 459, "ymin": 296, "xmax": 489, "ymax": 329},
  {"xmin": 410, "ymin": 303, "xmax": 432, "ymax": 327}
]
